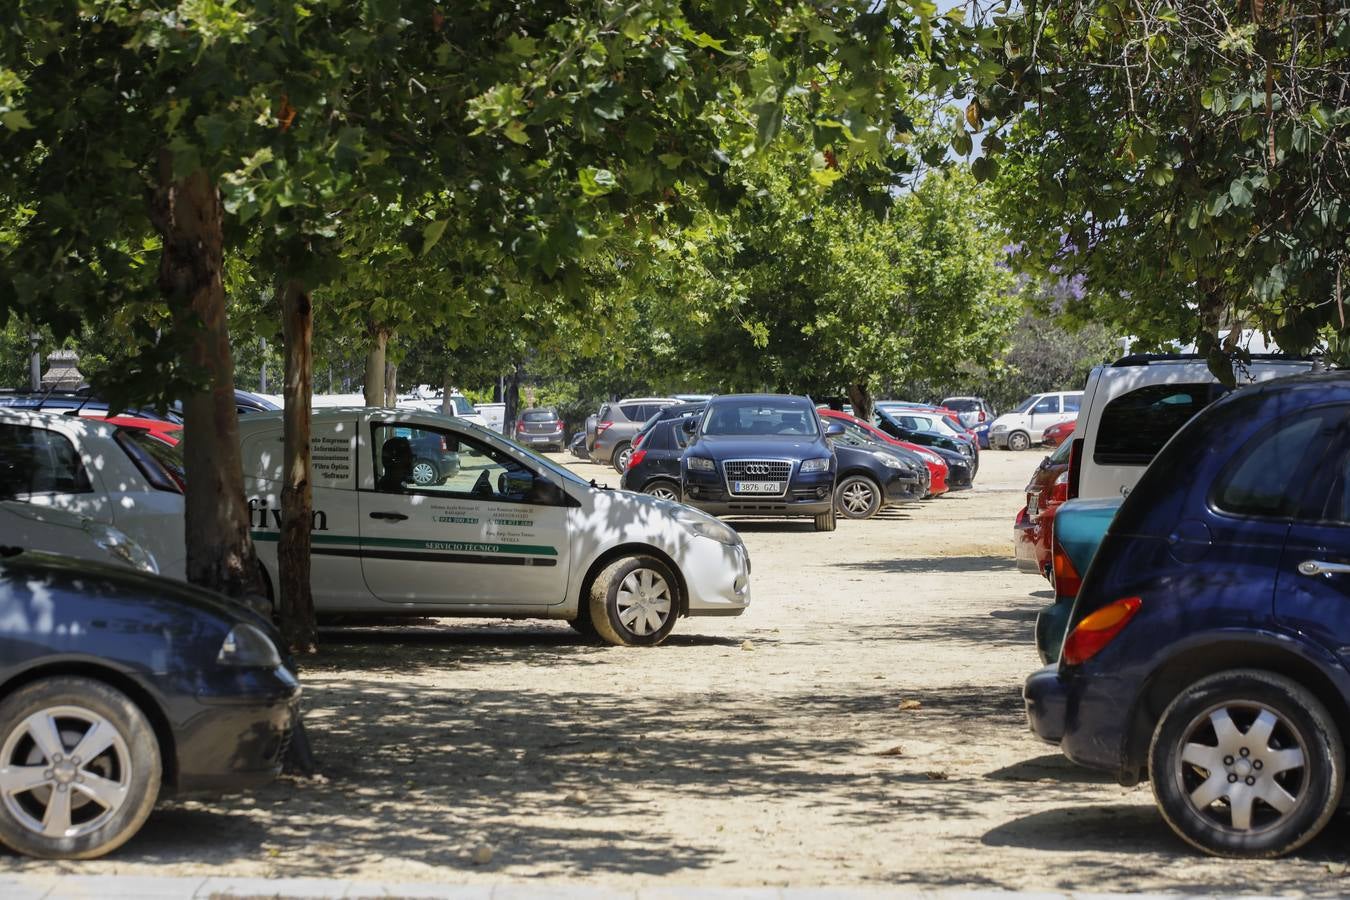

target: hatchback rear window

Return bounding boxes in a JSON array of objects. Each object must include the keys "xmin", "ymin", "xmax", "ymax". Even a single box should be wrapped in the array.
[
  {"xmin": 1095, "ymin": 383, "xmax": 1222, "ymax": 466},
  {"xmin": 522, "ymin": 410, "xmax": 556, "ymax": 422},
  {"xmin": 943, "ymin": 399, "xmax": 978, "ymax": 412}
]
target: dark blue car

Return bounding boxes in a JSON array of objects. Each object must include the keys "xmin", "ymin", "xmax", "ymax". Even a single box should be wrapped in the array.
[
  {"xmin": 681, "ymin": 394, "xmax": 843, "ymax": 531},
  {"xmin": 0, "ymin": 551, "xmax": 299, "ymax": 859},
  {"xmin": 1025, "ymin": 372, "xmax": 1350, "ymax": 858}
]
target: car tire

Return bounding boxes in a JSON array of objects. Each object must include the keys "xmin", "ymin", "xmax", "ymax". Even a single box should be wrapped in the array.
[
  {"xmin": 814, "ymin": 506, "xmax": 837, "ymax": 532},
  {"xmin": 410, "ymin": 458, "xmax": 440, "ymax": 486},
  {"xmin": 0, "ymin": 677, "xmax": 161, "ymax": 860},
  {"xmin": 587, "ymin": 555, "xmax": 680, "ymax": 647},
  {"xmin": 1149, "ymin": 669, "xmax": 1343, "ymax": 858},
  {"xmin": 1007, "ymin": 431, "xmax": 1031, "ymax": 451},
  {"xmin": 612, "ymin": 443, "xmax": 633, "ymax": 474},
  {"xmin": 835, "ymin": 475, "xmax": 882, "ymax": 519},
  {"xmin": 643, "ymin": 480, "xmax": 681, "ymax": 502}
]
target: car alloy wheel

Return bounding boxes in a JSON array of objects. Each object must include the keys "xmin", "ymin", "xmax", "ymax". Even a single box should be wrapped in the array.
[
  {"xmin": 1150, "ymin": 669, "xmax": 1343, "ymax": 858},
  {"xmin": 613, "ymin": 443, "xmax": 633, "ymax": 473},
  {"xmin": 0, "ymin": 678, "xmax": 160, "ymax": 859},
  {"xmin": 411, "ymin": 459, "xmax": 439, "ymax": 486},
  {"xmin": 644, "ymin": 482, "xmax": 680, "ymax": 501},
  {"xmin": 588, "ymin": 555, "xmax": 680, "ymax": 647},
  {"xmin": 835, "ymin": 475, "xmax": 881, "ymax": 519},
  {"xmin": 1007, "ymin": 431, "xmax": 1030, "ymax": 451}
]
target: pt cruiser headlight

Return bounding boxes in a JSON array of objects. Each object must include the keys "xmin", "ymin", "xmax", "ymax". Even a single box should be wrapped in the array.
[
  {"xmin": 800, "ymin": 457, "xmax": 831, "ymax": 473},
  {"xmin": 991, "ymin": 423, "xmax": 1008, "ymax": 432},
  {"xmin": 217, "ymin": 623, "xmax": 282, "ymax": 668},
  {"xmin": 673, "ymin": 508, "xmax": 740, "ymax": 546},
  {"xmin": 89, "ymin": 524, "xmax": 159, "ymax": 574},
  {"xmin": 872, "ymin": 451, "xmax": 904, "ymax": 470},
  {"xmin": 687, "ymin": 457, "xmax": 716, "ymax": 472}
]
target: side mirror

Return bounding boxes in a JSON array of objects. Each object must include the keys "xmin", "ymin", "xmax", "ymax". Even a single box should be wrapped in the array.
[
  {"xmin": 529, "ymin": 477, "xmax": 567, "ymax": 506},
  {"xmin": 681, "ymin": 418, "xmax": 698, "ymax": 435},
  {"xmin": 824, "ymin": 422, "xmax": 845, "ymax": 437}
]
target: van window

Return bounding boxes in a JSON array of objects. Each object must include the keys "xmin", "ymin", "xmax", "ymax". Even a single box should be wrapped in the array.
[
  {"xmin": 619, "ymin": 403, "xmax": 646, "ymax": 421},
  {"xmin": 1095, "ymin": 384, "xmax": 1222, "ymax": 467},
  {"xmin": 372, "ymin": 423, "xmax": 537, "ymax": 502},
  {"xmin": 0, "ymin": 425, "xmax": 92, "ymax": 497},
  {"xmin": 1214, "ymin": 412, "xmax": 1330, "ymax": 518},
  {"xmin": 1063, "ymin": 395, "xmax": 1081, "ymax": 413},
  {"xmin": 1031, "ymin": 396, "xmax": 1060, "ymax": 415}
]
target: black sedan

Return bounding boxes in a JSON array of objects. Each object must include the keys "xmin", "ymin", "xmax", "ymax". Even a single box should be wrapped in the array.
[
  {"xmin": 0, "ymin": 551, "xmax": 299, "ymax": 859},
  {"xmin": 831, "ymin": 442, "xmax": 928, "ymax": 519}
]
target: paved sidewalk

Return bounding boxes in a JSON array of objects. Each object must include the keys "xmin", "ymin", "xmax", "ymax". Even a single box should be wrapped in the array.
[{"xmin": 0, "ymin": 874, "xmax": 1254, "ymax": 900}]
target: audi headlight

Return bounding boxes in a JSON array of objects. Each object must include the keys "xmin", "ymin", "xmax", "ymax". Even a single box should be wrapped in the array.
[
  {"xmin": 800, "ymin": 457, "xmax": 831, "ymax": 473},
  {"xmin": 89, "ymin": 524, "xmax": 159, "ymax": 574},
  {"xmin": 672, "ymin": 508, "xmax": 740, "ymax": 546},
  {"xmin": 872, "ymin": 451, "xmax": 904, "ymax": 470},
  {"xmin": 217, "ymin": 623, "xmax": 282, "ymax": 668},
  {"xmin": 687, "ymin": 457, "xmax": 716, "ymax": 472}
]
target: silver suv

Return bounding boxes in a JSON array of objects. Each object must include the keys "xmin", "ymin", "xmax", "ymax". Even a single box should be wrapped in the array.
[
  {"xmin": 940, "ymin": 396, "xmax": 996, "ymax": 428},
  {"xmin": 591, "ymin": 397, "xmax": 679, "ymax": 472}
]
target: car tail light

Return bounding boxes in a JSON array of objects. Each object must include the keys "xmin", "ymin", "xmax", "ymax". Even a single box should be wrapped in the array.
[
  {"xmin": 1066, "ymin": 436, "xmax": 1084, "ymax": 500},
  {"xmin": 596, "ymin": 422, "xmax": 613, "ymax": 435},
  {"xmin": 633, "ymin": 432, "xmax": 646, "ymax": 449},
  {"xmin": 439, "ymin": 436, "xmax": 448, "ymax": 451},
  {"xmin": 1061, "ymin": 597, "xmax": 1142, "ymax": 666},
  {"xmin": 628, "ymin": 449, "xmax": 647, "ymax": 468},
  {"xmin": 1050, "ymin": 470, "xmax": 1069, "ymax": 504},
  {"xmin": 1050, "ymin": 524, "xmax": 1082, "ymax": 598},
  {"xmin": 978, "ymin": 410, "xmax": 986, "ymax": 423},
  {"xmin": 516, "ymin": 421, "xmax": 526, "ymax": 432}
]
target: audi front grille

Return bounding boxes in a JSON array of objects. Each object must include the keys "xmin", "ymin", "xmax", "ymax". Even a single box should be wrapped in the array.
[{"xmin": 722, "ymin": 459, "xmax": 794, "ymax": 497}]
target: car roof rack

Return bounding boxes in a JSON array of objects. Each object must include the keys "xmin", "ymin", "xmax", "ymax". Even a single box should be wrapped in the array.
[{"xmin": 1111, "ymin": 352, "xmax": 1321, "ymax": 367}]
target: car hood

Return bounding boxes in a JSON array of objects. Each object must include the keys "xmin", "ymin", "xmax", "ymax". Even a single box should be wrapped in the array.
[{"xmin": 692, "ymin": 434, "xmax": 827, "ymax": 457}]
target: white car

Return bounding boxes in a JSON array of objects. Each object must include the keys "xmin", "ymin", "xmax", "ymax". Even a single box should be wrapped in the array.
[
  {"xmin": 0, "ymin": 501, "xmax": 159, "ymax": 573},
  {"xmin": 988, "ymin": 391, "xmax": 1083, "ymax": 450},
  {"xmin": 0, "ymin": 410, "xmax": 186, "ymax": 578},
  {"xmin": 238, "ymin": 408, "xmax": 751, "ymax": 646},
  {"xmin": 396, "ymin": 387, "xmax": 488, "ymax": 428}
]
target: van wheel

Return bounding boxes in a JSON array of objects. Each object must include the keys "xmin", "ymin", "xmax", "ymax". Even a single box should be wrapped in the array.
[
  {"xmin": 612, "ymin": 443, "xmax": 633, "ymax": 473},
  {"xmin": 835, "ymin": 475, "xmax": 882, "ymax": 519},
  {"xmin": 588, "ymin": 555, "xmax": 679, "ymax": 647},
  {"xmin": 1149, "ymin": 669, "xmax": 1343, "ymax": 858},
  {"xmin": 1007, "ymin": 431, "xmax": 1031, "ymax": 451},
  {"xmin": 0, "ymin": 678, "xmax": 161, "ymax": 860},
  {"xmin": 814, "ymin": 507, "xmax": 837, "ymax": 532}
]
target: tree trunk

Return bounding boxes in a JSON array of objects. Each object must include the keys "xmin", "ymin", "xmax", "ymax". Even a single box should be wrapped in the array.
[
  {"xmin": 150, "ymin": 160, "xmax": 263, "ymax": 604},
  {"xmin": 363, "ymin": 326, "xmax": 388, "ymax": 406},
  {"xmin": 441, "ymin": 367, "xmax": 456, "ymax": 416},
  {"xmin": 847, "ymin": 382, "xmax": 874, "ymax": 422},
  {"xmin": 384, "ymin": 359, "xmax": 398, "ymax": 407},
  {"xmin": 279, "ymin": 279, "xmax": 318, "ymax": 654}
]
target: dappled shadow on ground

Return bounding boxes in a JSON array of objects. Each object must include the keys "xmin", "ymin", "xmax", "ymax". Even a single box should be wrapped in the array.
[
  {"xmin": 986, "ymin": 753, "xmax": 1119, "ymax": 785},
  {"xmin": 843, "ymin": 604, "xmax": 1040, "ymax": 651},
  {"xmin": 838, "ymin": 554, "xmax": 1017, "ymax": 575}
]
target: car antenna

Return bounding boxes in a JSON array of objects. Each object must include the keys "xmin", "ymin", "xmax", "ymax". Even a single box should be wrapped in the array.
[{"xmin": 64, "ymin": 383, "xmax": 97, "ymax": 417}]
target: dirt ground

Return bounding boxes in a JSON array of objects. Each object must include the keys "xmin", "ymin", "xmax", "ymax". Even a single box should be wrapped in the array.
[{"xmin": 4, "ymin": 449, "xmax": 1347, "ymax": 892}]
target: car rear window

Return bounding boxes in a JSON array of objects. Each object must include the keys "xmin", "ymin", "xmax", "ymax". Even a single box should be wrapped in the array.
[
  {"xmin": 116, "ymin": 427, "xmax": 185, "ymax": 493},
  {"xmin": 619, "ymin": 403, "xmax": 646, "ymax": 421},
  {"xmin": 1094, "ymin": 383, "xmax": 1223, "ymax": 466},
  {"xmin": 942, "ymin": 399, "xmax": 978, "ymax": 412},
  {"xmin": 522, "ymin": 410, "xmax": 556, "ymax": 422}
]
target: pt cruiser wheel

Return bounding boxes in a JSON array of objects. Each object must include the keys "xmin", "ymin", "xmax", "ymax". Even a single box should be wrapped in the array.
[
  {"xmin": 835, "ymin": 475, "xmax": 881, "ymax": 519},
  {"xmin": 1149, "ymin": 669, "xmax": 1343, "ymax": 858},
  {"xmin": 0, "ymin": 677, "xmax": 161, "ymax": 859},
  {"xmin": 588, "ymin": 555, "xmax": 680, "ymax": 647}
]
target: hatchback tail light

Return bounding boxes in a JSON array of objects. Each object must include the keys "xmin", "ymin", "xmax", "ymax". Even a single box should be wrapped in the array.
[
  {"xmin": 439, "ymin": 436, "xmax": 448, "ymax": 451},
  {"xmin": 1050, "ymin": 523, "xmax": 1082, "ymax": 598},
  {"xmin": 596, "ymin": 422, "xmax": 613, "ymax": 435},
  {"xmin": 633, "ymin": 432, "xmax": 646, "ymax": 449},
  {"xmin": 1061, "ymin": 597, "xmax": 1142, "ymax": 666},
  {"xmin": 1049, "ymin": 470, "xmax": 1069, "ymax": 505},
  {"xmin": 628, "ymin": 449, "xmax": 647, "ymax": 468},
  {"xmin": 978, "ymin": 410, "xmax": 986, "ymax": 423},
  {"xmin": 516, "ymin": 421, "xmax": 526, "ymax": 432}
]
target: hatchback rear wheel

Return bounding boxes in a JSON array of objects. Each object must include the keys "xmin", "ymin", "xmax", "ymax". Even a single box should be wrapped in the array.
[
  {"xmin": 643, "ymin": 480, "xmax": 680, "ymax": 502},
  {"xmin": 1149, "ymin": 669, "xmax": 1343, "ymax": 858},
  {"xmin": 612, "ymin": 442, "xmax": 633, "ymax": 473},
  {"xmin": 0, "ymin": 677, "xmax": 161, "ymax": 859}
]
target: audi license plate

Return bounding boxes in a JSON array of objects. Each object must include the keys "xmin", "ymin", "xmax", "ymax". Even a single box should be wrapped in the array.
[{"xmin": 734, "ymin": 481, "xmax": 781, "ymax": 493}]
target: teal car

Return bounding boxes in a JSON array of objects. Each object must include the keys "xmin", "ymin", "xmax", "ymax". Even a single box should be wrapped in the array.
[{"xmin": 1035, "ymin": 496, "xmax": 1122, "ymax": 663}]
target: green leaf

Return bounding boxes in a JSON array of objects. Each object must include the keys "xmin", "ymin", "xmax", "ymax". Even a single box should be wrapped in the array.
[
  {"xmin": 578, "ymin": 167, "xmax": 617, "ymax": 196},
  {"xmin": 971, "ymin": 155, "xmax": 998, "ymax": 182},
  {"xmin": 753, "ymin": 101, "xmax": 783, "ymax": 149},
  {"xmin": 951, "ymin": 128, "xmax": 973, "ymax": 157},
  {"xmin": 421, "ymin": 219, "xmax": 449, "ymax": 255},
  {"xmin": 1, "ymin": 110, "xmax": 31, "ymax": 130},
  {"xmin": 503, "ymin": 120, "xmax": 529, "ymax": 145},
  {"xmin": 1228, "ymin": 179, "xmax": 1252, "ymax": 208},
  {"xmin": 810, "ymin": 167, "xmax": 844, "ymax": 187}
]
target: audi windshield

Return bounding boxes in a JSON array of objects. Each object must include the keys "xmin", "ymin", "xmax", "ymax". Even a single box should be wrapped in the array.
[{"xmin": 702, "ymin": 401, "xmax": 819, "ymax": 437}]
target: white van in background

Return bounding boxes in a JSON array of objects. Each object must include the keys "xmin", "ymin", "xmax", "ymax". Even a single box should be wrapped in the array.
[
  {"xmin": 1071, "ymin": 354, "xmax": 1319, "ymax": 499},
  {"xmin": 988, "ymin": 391, "xmax": 1083, "ymax": 450},
  {"xmin": 476, "ymin": 402, "xmax": 507, "ymax": 434}
]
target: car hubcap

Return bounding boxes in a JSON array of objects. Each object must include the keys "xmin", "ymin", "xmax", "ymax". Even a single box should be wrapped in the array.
[
  {"xmin": 0, "ymin": 707, "xmax": 131, "ymax": 839},
  {"xmin": 1176, "ymin": 702, "xmax": 1308, "ymax": 833},
  {"xmin": 617, "ymin": 450, "xmax": 632, "ymax": 470},
  {"xmin": 615, "ymin": 569, "xmax": 672, "ymax": 637},
  {"xmin": 412, "ymin": 462, "xmax": 436, "ymax": 485},
  {"xmin": 841, "ymin": 481, "xmax": 875, "ymax": 515},
  {"xmin": 648, "ymin": 485, "xmax": 678, "ymax": 501}
]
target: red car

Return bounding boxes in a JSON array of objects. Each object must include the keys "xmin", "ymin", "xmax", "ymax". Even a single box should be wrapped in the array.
[
  {"xmin": 78, "ymin": 411, "xmax": 183, "ymax": 446},
  {"xmin": 818, "ymin": 409, "xmax": 949, "ymax": 497},
  {"xmin": 1040, "ymin": 418, "xmax": 1076, "ymax": 447},
  {"xmin": 1013, "ymin": 439, "xmax": 1073, "ymax": 578}
]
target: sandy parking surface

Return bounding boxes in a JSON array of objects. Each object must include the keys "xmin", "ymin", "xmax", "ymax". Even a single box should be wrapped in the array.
[{"xmin": 4, "ymin": 450, "xmax": 1346, "ymax": 892}]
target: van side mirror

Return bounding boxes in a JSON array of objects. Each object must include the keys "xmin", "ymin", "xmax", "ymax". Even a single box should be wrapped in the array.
[
  {"xmin": 824, "ymin": 422, "xmax": 845, "ymax": 437},
  {"xmin": 529, "ymin": 477, "xmax": 567, "ymax": 506},
  {"xmin": 681, "ymin": 418, "xmax": 698, "ymax": 436}
]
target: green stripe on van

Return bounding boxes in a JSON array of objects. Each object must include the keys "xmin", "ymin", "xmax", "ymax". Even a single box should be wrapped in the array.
[{"xmin": 249, "ymin": 531, "xmax": 557, "ymax": 556}]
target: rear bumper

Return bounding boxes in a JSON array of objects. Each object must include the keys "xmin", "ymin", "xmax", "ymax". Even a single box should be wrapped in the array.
[
  {"xmin": 1014, "ymin": 507, "xmax": 1043, "ymax": 574},
  {"xmin": 1023, "ymin": 665, "xmax": 1067, "ymax": 744}
]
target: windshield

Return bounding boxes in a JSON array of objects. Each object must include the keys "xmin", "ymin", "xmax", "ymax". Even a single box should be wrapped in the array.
[
  {"xmin": 1012, "ymin": 396, "xmax": 1039, "ymax": 414},
  {"xmin": 703, "ymin": 400, "xmax": 818, "ymax": 436},
  {"xmin": 452, "ymin": 396, "xmax": 476, "ymax": 416}
]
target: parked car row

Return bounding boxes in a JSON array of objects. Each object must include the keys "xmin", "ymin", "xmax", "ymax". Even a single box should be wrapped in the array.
[{"xmin": 1011, "ymin": 353, "xmax": 1347, "ymax": 858}]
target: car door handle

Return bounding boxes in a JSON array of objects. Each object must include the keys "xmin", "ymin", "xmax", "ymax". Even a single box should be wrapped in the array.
[
  {"xmin": 368, "ymin": 511, "xmax": 408, "ymax": 522},
  {"xmin": 1298, "ymin": 559, "xmax": 1350, "ymax": 577}
]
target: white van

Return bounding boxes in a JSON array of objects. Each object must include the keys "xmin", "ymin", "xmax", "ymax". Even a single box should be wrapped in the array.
[
  {"xmin": 988, "ymin": 391, "xmax": 1083, "ymax": 450},
  {"xmin": 1072, "ymin": 354, "xmax": 1319, "ymax": 499},
  {"xmin": 476, "ymin": 402, "xmax": 506, "ymax": 434},
  {"xmin": 238, "ymin": 409, "xmax": 750, "ymax": 646}
]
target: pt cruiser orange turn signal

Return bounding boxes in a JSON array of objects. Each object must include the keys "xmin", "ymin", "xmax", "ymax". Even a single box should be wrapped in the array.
[{"xmin": 1061, "ymin": 597, "xmax": 1142, "ymax": 666}]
